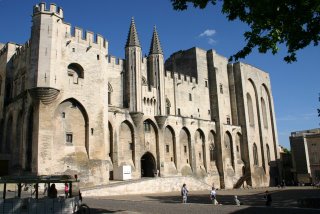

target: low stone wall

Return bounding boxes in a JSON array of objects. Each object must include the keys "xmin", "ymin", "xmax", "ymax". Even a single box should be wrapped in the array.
[{"xmin": 82, "ymin": 176, "xmax": 212, "ymax": 197}]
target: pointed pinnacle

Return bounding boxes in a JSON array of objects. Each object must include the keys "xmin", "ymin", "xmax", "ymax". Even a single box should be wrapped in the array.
[
  {"xmin": 126, "ymin": 17, "xmax": 141, "ymax": 48},
  {"xmin": 149, "ymin": 25, "xmax": 163, "ymax": 55}
]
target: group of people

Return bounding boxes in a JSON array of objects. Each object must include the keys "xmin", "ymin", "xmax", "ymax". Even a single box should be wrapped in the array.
[{"xmin": 181, "ymin": 183, "xmax": 273, "ymax": 206}]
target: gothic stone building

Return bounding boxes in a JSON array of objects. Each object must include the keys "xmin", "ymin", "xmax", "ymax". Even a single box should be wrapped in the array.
[{"xmin": 0, "ymin": 3, "xmax": 280, "ymax": 188}]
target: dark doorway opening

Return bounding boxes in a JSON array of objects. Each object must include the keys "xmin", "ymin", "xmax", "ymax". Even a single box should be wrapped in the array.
[{"xmin": 141, "ymin": 152, "xmax": 156, "ymax": 177}]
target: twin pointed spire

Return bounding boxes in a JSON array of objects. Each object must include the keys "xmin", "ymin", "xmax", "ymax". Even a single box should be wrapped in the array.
[
  {"xmin": 125, "ymin": 18, "xmax": 163, "ymax": 55},
  {"xmin": 126, "ymin": 17, "xmax": 141, "ymax": 47},
  {"xmin": 149, "ymin": 26, "xmax": 163, "ymax": 55}
]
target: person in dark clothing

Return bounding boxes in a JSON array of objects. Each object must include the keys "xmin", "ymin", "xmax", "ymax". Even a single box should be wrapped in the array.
[
  {"xmin": 264, "ymin": 191, "xmax": 272, "ymax": 206},
  {"xmin": 48, "ymin": 184, "xmax": 58, "ymax": 198}
]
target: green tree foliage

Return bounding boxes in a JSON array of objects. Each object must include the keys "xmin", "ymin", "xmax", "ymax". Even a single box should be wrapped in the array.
[{"xmin": 171, "ymin": 0, "xmax": 320, "ymax": 63}]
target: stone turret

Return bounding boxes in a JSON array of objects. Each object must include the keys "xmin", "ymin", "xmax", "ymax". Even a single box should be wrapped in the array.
[
  {"xmin": 29, "ymin": 2, "xmax": 62, "ymax": 104},
  {"xmin": 124, "ymin": 18, "xmax": 142, "ymax": 112},
  {"xmin": 148, "ymin": 26, "xmax": 166, "ymax": 115}
]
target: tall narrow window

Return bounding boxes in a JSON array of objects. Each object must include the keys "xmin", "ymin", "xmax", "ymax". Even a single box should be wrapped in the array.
[
  {"xmin": 166, "ymin": 98, "xmax": 171, "ymax": 115},
  {"xmin": 209, "ymin": 144, "xmax": 215, "ymax": 162},
  {"xmin": 219, "ymin": 84, "xmax": 223, "ymax": 94},
  {"xmin": 266, "ymin": 144, "xmax": 271, "ymax": 163},
  {"xmin": 205, "ymin": 81, "xmax": 208, "ymax": 87},
  {"xmin": 247, "ymin": 93, "xmax": 254, "ymax": 126},
  {"xmin": 166, "ymin": 145, "xmax": 170, "ymax": 153},
  {"xmin": 253, "ymin": 143, "xmax": 258, "ymax": 165},
  {"xmin": 108, "ymin": 82, "xmax": 113, "ymax": 105},
  {"xmin": 227, "ymin": 116, "xmax": 231, "ymax": 125},
  {"xmin": 261, "ymin": 97, "xmax": 268, "ymax": 128},
  {"xmin": 144, "ymin": 121, "xmax": 151, "ymax": 132},
  {"xmin": 178, "ymin": 108, "xmax": 181, "ymax": 116},
  {"xmin": 189, "ymin": 93, "xmax": 192, "ymax": 101}
]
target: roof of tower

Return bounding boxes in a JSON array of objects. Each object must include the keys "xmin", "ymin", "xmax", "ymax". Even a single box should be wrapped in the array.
[
  {"xmin": 125, "ymin": 18, "xmax": 141, "ymax": 48},
  {"xmin": 149, "ymin": 26, "xmax": 163, "ymax": 55}
]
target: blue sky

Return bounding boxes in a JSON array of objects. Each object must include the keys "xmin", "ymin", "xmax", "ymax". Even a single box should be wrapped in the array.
[{"xmin": 0, "ymin": 0, "xmax": 319, "ymax": 149}]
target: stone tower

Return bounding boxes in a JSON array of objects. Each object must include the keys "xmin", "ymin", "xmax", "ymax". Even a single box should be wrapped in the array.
[
  {"xmin": 147, "ymin": 26, "xmax": 165, "ymax": 115},
  {"xmin": 124, "ymin": 18, "xmax": 142, "ymax": 112}
]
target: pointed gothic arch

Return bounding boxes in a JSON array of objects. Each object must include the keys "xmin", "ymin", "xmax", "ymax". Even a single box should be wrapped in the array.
[
  {"xmin": 143, "ymin": 119, "xmax": 159, "ymax": 169},
  {"xmin": 54, "ymin": 98, "xmax": 89, "ymax": 156},
  {"xmin": 208, "ymin": 131, "xmax": 216, "ymax": 162},
  {"xmin": 119, "ymin": 120, "xmax": 135, "ymax": 166},
  {"xmin": 180, "ymin": 127, "xmax": 192, "ymax": 169},
  {"xmin": 262, "ymin": 83, "xmax": 278, "ymax": 160},
  {"xmin": 224, "ymin": 131, "xmax": 234, "ymax": 169},
  {"xmin": 195, "ymin": 129, "xmax": 206, "ymax": 171},
  {"xmin": 164, "ymin": 125, "xmax": 176, "ymax": 167}
]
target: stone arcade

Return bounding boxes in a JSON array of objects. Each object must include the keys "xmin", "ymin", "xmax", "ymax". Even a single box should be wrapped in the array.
[{"xmin": 0, "ymin": 3, "xmax": 280, "ymax": 189}]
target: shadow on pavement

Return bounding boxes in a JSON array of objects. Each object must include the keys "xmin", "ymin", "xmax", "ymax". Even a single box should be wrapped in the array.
[
  {"xmin": 89, "ymin": 208, "xmax": 127, "ymax": 213},
  {"xmin": 145, "ymin": 188, "xmax": 320, "ymax": 208},
  {"xmin": 229, "ymin": 207, "xmax": 320, "ymax": 214}
]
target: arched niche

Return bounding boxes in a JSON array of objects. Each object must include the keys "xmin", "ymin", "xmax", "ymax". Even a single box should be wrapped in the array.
[{"xmin": 119, "ymin": 120, "xmax": 135, "ymax": 165}]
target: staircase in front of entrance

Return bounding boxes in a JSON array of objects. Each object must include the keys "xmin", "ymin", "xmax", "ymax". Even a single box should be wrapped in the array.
[{"xmin": 82, "ymin": 176, "xmax": 211, "ymax": 197}]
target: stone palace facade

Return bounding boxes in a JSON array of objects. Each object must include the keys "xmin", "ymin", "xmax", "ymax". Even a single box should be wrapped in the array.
[{"xmin": 0, "ymin": 3, "xmax": 280, "ymax": 188}]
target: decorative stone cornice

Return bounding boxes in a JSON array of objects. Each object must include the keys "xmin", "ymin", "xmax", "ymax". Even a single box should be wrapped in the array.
[
  {"xmin": 129, "ymin": 112, "xmax": 144, "ymax": 127},
  {"xmin": 28, "ymin": 87, "xmax": 60, "ymax": 105},
  {"xmin": 154, "ymin": 115, "xmax": 167, "ymax": 129}
]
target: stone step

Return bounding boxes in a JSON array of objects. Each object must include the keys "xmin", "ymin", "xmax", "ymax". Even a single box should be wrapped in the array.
[{"xmin": 82, "ymin": 176, "xmax": 212, "ymax": 197}]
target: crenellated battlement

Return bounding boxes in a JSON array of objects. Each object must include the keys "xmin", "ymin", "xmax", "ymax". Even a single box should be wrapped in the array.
[
  {"xmin": 165, "ymin": 70, "xmax": 197, "ymax": 85},
  {"xmin": 0, "ymin": 44, "xmax": 7, "ymax": 57},
  {"xmin": 107, "ymin": 55, "xmax": 124, "ymax": 68},
  {"xmin": 64, "ymin": 23, "xmax": 108, "ymax": 50},
  {"xmin": 12, "ymin": 41, "xmax": 30, "ymax": 61},
  {"xmin": 33, "ymin": 3, "xmax": 63, "ymax": 18}
]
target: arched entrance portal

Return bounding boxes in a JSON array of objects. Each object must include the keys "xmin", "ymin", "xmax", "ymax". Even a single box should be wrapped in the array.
[{"xmin": 141, "ymin": 152, "xmax": 156, "ymax": 177}]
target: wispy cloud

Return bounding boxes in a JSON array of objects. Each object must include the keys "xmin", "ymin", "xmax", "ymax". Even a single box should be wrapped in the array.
[
  {"xmin": 199, "ymin": 29, "xmax": 216, "ymax": 37},
  {"xmin": 208, "ymin": 38, "xmax": 216, "ymax": 45},
  {"xmin": 198, "ymin": 29, "xmax": 217, "ymax": 45}
]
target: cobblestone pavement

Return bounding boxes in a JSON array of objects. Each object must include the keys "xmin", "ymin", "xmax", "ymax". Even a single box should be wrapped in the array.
[{"xmin": 83, "ymin": 187, "xmax": 320, "ymax": 214}]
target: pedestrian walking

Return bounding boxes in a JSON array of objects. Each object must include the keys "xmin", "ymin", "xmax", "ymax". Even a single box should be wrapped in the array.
[
  {"xmin": 181, "ymin": 183, "xmax": 189, "ymax": 203},
  {"xmin": 234, "ymin": 195, "xmax": 241, "ymax": 206},
  {"xmin": 43, "ymin": 183, "xmax": 48, "ymax": 195},
  {"xmin": 264, "ymin": 191, "xmax": 272, "ymax": 206},
  {"xmin": 210, "ymin": 187, "xmax": 218, "ymax": 205},
  {"xmin": 65, "ymin": 183, "xmax": 69, "ymax": 198}
]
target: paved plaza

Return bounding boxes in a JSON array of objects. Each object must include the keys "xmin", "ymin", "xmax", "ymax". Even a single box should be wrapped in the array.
[{"xmin": 83, "ymin": 186, "xmax": 320, "ymax": 214}]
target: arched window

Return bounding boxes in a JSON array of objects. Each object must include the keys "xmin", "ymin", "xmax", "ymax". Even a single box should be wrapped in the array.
[
  {"xmin": 166, "ymin": 98, "xmax": 171, "ymax": 115},
  {"xmin": 266, "ymin": 144, "xmax": 271, "ymax": 163},
  {"xmin": 209, "ymin": 144, "xmax": 215, "ymax": 162},
  {"xmin": 253, "ymin": 143, "xmax": 259, "ymax": 165},
  {"xmin": 68, "ymin": 63, "xmax": 84, "ymax": 84},
  {"xmin": 108, "ymin": 82, "xmax": 113, "ymax": 105},
  {"xmin": 247, "ymin": 93, "xmax": 254, "ymax": 126},
  {"xmin": 261, "ymin": 97, "xmax": 268, "ymax": 128}
]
